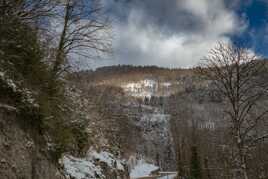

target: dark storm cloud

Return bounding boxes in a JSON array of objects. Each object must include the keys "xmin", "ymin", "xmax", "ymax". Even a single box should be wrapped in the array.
[{"xmin": 105, "ymin": 0, "xmax": 206, "ymax": 34}]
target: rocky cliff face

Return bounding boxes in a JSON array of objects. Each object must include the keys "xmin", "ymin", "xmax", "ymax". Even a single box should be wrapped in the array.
[
  {"xmin": 0, "ymin": 104, "xmax": 130, "ymax": 179},
  {"xmin": 0, "ymin": 106, "xmax": 64, "ymax": 179},
  {"xmin": 129, "ymin": 104, "xmax": 176, "ymax": 171}
]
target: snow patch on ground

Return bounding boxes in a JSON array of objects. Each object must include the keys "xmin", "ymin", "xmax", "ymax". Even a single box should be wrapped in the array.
[{"xmin": 130, "ymin": 159, "xmax": 159, "ymax": 178}]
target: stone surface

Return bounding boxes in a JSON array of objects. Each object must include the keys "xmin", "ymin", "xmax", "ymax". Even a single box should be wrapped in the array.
[{"xmin": 0, "ymin": 108, "xmax": 64, "ymax": 179}]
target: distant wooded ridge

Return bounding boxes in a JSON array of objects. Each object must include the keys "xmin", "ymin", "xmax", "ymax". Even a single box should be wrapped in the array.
[{"xmin": 70, "ymin": 65, "xmax": 195, "ymax": 83}]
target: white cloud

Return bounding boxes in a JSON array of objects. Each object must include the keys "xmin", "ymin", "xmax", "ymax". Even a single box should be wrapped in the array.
[
  {"xmin": 181, "ymin": 0, "xmax": 245, "ymax": 36},
  {"xmin": 94, "ymin": 0, "xmax": 247, "ymax": 68}
]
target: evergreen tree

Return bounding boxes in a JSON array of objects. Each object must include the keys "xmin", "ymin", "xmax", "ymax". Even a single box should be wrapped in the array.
[{"xmin": 190, "ymin": 146, "xmax": 202, "ymax": 179}]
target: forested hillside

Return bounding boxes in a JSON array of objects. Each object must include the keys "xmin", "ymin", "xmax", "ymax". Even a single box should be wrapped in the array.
[{"xmin": 69, "ymin": 61, "xmax": 268, "ymax": 179}]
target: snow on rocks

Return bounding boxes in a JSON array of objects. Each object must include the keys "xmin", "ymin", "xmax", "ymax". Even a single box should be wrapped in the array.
[
  {"xmin": 0, "ymin": 71, "xmax": 17, "ymax": 92},
  {"xmin": 0, "ymin": 71, "xmax": 39, "ymax": 107},
  {"xmin": 61, "ymin": 150, "xmax": 126, "ymax": 179},
  {"xmin": 61, "ymin": 155, "xmax": 104, "ymax": 179},
  {"xmin": 90, "ymin": 150, "xmax": 125, "ymax": 171}
]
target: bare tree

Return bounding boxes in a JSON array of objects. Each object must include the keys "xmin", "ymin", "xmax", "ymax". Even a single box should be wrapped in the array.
[
  {"xmin": 52, "ymin": 0, "xmax": 111, "ymax": 77},
  {"xmin": 0, "ymin": 0, "xmax": 55, "ymax": 22},
  {"xmin": 198, "ymin": 42, "xmax": 268, "ymax": 179}
]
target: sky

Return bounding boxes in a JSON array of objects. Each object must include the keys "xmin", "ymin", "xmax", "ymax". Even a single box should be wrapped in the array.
[{"xmin": 88, "ymin": 0, "xmax": 268, "ymax": 69}]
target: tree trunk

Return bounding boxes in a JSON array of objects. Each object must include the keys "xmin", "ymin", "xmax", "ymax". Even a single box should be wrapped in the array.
[
  {"xmin": 237, "ymin": 135, "xmax": 248, "ymax": 179},
  {"xmin": 241, "ymin": 155, "xmax": 248, "ymax": 179},
  {"xmin": 52, "ymin": 0, "xmax": 71, "ymax": 78}
]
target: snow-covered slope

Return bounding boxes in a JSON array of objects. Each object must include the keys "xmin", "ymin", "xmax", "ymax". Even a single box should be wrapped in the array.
[
  {"xmin": 122, "ymin": 79, "xmax": 157, "ymax": 98},
  {"xmin": 61, "ymin": 150, "xmax": 127, "ymax": 179}
]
